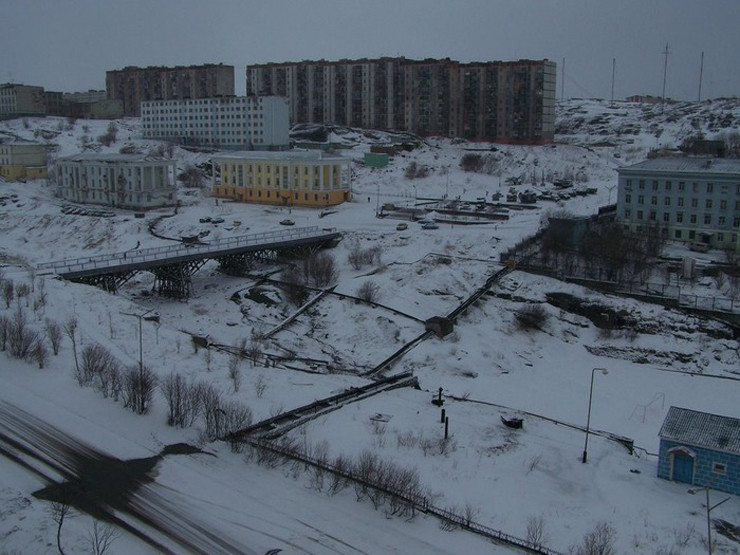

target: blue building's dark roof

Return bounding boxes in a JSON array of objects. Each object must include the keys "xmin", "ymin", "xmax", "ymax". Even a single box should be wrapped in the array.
[{"xmin": 659, "ymin": 406, "xmax": 740, "ymax": 455}]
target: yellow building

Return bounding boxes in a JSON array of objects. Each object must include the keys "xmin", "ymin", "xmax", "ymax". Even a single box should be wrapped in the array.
[
  {"xmin": 0, "ymin": 139, "xmax": 47, "ymax": 181},
  {"xmin": 212, "ymin": 150, "xmax": 352, "ymax": 207}
]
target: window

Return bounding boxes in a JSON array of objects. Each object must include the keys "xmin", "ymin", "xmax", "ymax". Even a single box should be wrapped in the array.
[
  {"xmin": 623, "ymin": 209, "xmax": 631, "ymax": 219},
  {"xmin": 690, "ymin": 214, "xmax": 697, "ymax": 224},
  {"xmin": 677, "ymin": 198, "xmax": 684, "ymax": 207},
  {"xmin": 663, "ymin": 212, "xmax": 669, "ymax": 222},
  {"xmin": 649, "ymin": 211, "xmax": 656, "ymax": 221},
  {"xmin": 651, "ymin": 196, "xmax": 658, "ymax": 205},
  {"xmin": 678, "ymin": 181, "xmax": 685, "ymax": 191},
  {"xmin": 652, "ymin": 180, "xmax": 658, "ymax": 191},
  {"xmin": 720, "ymin": 200, "xmax": 727, "ymax": 210},
  {"xmin": 712, "ymin": 462, "xmax": 726, "ymax": 475},
  {"xmin": 638, "ymin": 179, "xmax": 645, "ymax": 190},
  {"xmin": 625, "ymin": 194, "xmax": 632, "ymax": 203},
  {"xmin": 691, "ymin": 198, "xmax": 698, "ymax": 208},
  {"xmin": 665, "ymin": 181, "xmax": 672, "ymax": 191},
  {"xmin": 706, "ymin": 199, "xmax": 712, "ymax": 209},
  {"xmin": 717, "ymin": 233, "xmax": 724, "ymax": 242},
  {"xmin": 638, "ymin": 195, "xmax": 644, "ymax": 204},
  {"xmin": 676, "ymin": 212, "xmax": 683, "ymax": 223},
  {"xmin": 664, "ymin": 197, "xmax": 671, "ymax": 206},
  {"xmin": 707, "ymin": 183, "xmax": 713, "ymax": 193},
  {"xmin": 637, "ymin": 210, "xmax": 644, "ymax": 220},
  {"xmin": 704, "ymin": 214, "xmax": 711, "ymax": 225},
  {"xmin": 719, "ymin": 216, "xmax": 725, "ymax": 226},
  {"xmin": 674, "ymin": 230, "xmax": 682, "ymax": 239}
]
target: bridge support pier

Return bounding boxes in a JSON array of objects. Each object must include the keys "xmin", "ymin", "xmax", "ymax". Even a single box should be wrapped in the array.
[{"xmin": 153, "ymin": 260, "xmax": 205, "ymax": 299}]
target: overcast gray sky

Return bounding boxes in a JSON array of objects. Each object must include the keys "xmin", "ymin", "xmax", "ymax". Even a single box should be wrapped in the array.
[{"xmin": 2, "ymin": 0, "xmax": 738, "ymax": 101}]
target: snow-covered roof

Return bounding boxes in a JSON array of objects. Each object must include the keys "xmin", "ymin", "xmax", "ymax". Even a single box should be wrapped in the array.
[
  {"xmin": 659, "ymin": 406, "xmax": 740, "ymax": 454},
  {"xmin": 58, "ymin": 153, "xmax": 174, "ymax": 164},
  {"xmin": 620, "ymin": 157, "xmax": 740, "ymax": 175}
]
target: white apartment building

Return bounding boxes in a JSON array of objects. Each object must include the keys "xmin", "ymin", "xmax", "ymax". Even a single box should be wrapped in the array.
[
  {"xmin": 56, "ymin": 154, "xmax": 177, "ymax": 210},
  {"xmin": 140, "ymin": 96, "xmax": 290, "ymax": 149},
  {"xmin": 0, "ymin": 83, "xmax": 45, "ymax": 118},
  {"xmin": 616, "ymin": 157, "xmax": 740, "ymax": 251}
]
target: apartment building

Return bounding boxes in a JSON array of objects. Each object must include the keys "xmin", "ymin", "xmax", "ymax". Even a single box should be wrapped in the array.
[
  {"xmin": 616, "ymin": 157, "xmax": 740, "ymax": 251},
  {"xmin": 246, "ymin": 57, "xmax": 556, "ymax": 143},
  {"xmin": 106, "ymin": 64, "xmax": 235, "ymax": 117},
  {"xmin": 56, "ymin": 154, "xmax": 176, "ymax": 210},
  {"xmin": 141, "ymin": 96, "xmax": 289, "ymax": 149},
  {"xmin": 0, "ymin": 139, "xmax": 48, "ymax": 181},
  {"xmin": 0, "ymin": 83, "xmax": 46, "ymax": 118},
  {"xmin": 212, "ymin": 150, "xmax": 351, "ymax": 207}
]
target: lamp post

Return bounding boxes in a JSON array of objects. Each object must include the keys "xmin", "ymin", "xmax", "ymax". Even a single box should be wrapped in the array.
[
  {"xmin": 688, "ymin": 485, "xmax": 731, "ymax": 555},
  {"xmin": 121, "ymin": 309, "xmax": 155, "ymax": 413},
  {"xmin": 582, "ymin": 367, "xmax": 608, "ymax": 463}
]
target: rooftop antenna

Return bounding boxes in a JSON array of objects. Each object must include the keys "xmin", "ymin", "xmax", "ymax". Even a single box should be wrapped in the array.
[
  {"xmin": 697, "ymin": 51, "xmax": 704, "ymax": 102},
  {"xmin": 561, "ymin": 57, "xmax": 565, "ymax": 101},
  {"xmin": 661, "ymin": 43, "xmax": 670, "ymax": 114},
  {"xmin": 610, "ymin": 57, "xmax": 616, "ymax": 107}
]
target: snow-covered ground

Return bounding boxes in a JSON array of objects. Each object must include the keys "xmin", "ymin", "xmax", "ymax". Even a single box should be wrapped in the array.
[{"xmin": 1, "ymin": 99, "xmax": 739, "ymax": 554}]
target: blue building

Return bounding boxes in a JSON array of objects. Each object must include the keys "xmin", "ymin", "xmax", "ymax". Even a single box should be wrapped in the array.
[{"xmin": 658, "ymin": 406, "xmax": 740, "ymax": 496}]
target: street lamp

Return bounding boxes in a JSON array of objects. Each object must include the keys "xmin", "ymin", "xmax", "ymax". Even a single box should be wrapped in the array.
[
  {"xmin": 688, "ymin": 485, "xmax": 731, "ymax": 555},
  {"xmin": 582, "ymin": 367, "xmax": 608, "ymax": 463},
  {"xmin": 121, "ymin": 309, "xmax": 156, "ymax": 413}
]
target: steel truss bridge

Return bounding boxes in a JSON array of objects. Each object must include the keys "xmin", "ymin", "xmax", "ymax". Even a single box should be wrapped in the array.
[{"xmin": 36, "ymin": 226, "xmax": 342, "ymax": 299}]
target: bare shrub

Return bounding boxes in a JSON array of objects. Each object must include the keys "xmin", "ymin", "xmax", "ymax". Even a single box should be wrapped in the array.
[
  {"xmin": 514, "ymin": 304, "xmax": 549, "ymax": 331},
  {"xmin": 178, "ymin": 164, "xmax": 206, "ymax": 188},
  {"xmin": 79, "ymin": 343, "xmax": 118, "ymax": 388},
  {"xmin": 122, "ymin": 365, "xmax": 157, "ymax": 415},
  {"xmin": 281, "ymin": 265, "xmax": 307, "ymax": 306},
  {"xmin": 356, "ymin": 280, "xmax": 381, "ymax": 303},
  {"xmin": 527, "ymin": 453, "xmax": 543, "ymax": 474},
  {"xmin": 302, "ymin": 252, "xmax": 338, "ymax": 288},
  {"xmin": 574, "ymin": 522, "xmax": 616, "ymax": 555},
  {"xmin": 228, "ymin": 356, "xmax": 242, "ymax": 392},
  {"xmin": 196, "ymin": 382, "xmax": 224, "ymax": 439},
  {"xmin": 15, "ymin": 282, "xmax": 30, "ymax": 307},
  {"xmin": 0, "ymin": 314, "xmax": 10, "ymax": 351},
  {"xmin": 254, "ymin": 374, "xmax": 267, "ymax": 398},
  {"xmin": 460, "ymin": 153, "xmax": 484, "ymax": 172},
  {"xmin": 97, "ymin": 122, "xmax": 118, "ymax": 146},
  {"xmin": 405, "ymin": 161, "xmax": 418, "ymax": 179},
  {"xmin": 31, "ymin": 340, "xmax": 49, "ymax": 369}
]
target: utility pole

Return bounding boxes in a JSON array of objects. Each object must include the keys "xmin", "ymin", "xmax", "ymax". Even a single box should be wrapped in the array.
[
  {"xmin": 698, "ymin": 51, "xmax": 705, "ymax": 102},
  {"xmin": 661, "ymin": 43, "xmax": 670, "ymax": 114}
]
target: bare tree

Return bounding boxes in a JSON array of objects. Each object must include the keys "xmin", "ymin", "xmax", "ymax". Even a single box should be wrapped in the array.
[
  {"xmin": 86, "ymin": 520, "xmax": 119, "ymax": 555},
  {"xmin": 2, "ymin": 280, "xmax": 14, "ymax": 309},
  {"xmin": 63, "ymin": 317, "xmax": 80, "ymax": 377},
  {"xmin": 0, "ymin": 314, "xmax": 10, "ymax": 351},
  {"xmin": 161, "ymin": 373, "xmax": 200, "ymax": 428},
  {"xmin": 526, "ymin": 515, "xmax": 546, "ymax": 549},
  {"xmin": 32, "ymin": 340, "xmax": 49, "ymax": 369},
  {"xmin": 122, "ymin": 365, "xmax": 157, "ymax": 415},
  {"xmin": 8, "ymin": 306, "xmax": 40, "ymax": 359},
  {"xmin": 45, "ymin": 319, "xmax": 63, "ymax": 355},
  {"xmin": 254, "ymin": 374, "xmax": 267, "ymax": 398},
  {"xmin": 178, "ymin": 164, "xmax": 207, "ymax": 188},
  {"xmin": 228, "ymin": 356, "xmax": 242, "ymax": 392},
  {"xmin": 302, "ymin": 252, "xmax": 338, "ymax": 288},
  {"xmin": 15, "ymin": 282, "xmax": 31, "ymax": 307},
  {"xmin": 356, "ymin": 280, "xmax": 381, "ymax": 303},
  {"xmin": 514, "ymin": 304, "xmax": 550, "ymax": 331},
  {"xmin": 281, "ymin": 265, "xmax": 307, "ymax": 306},
  {"xmin": 49, "ymin": 484, "xmax": 76, "ymax": 555}
]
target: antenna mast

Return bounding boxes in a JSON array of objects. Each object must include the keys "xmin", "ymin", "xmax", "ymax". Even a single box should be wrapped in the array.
[
  {"xmin": 610, "ymin": 58, "xmax": 616, "ymax": 107},
  {"xmin": 561, "ymin": 57, "xmax": 565, "ymax": 101},
  {"xmin": 698, "ymin": 51, "xmax": 704, "ymax": 102}
]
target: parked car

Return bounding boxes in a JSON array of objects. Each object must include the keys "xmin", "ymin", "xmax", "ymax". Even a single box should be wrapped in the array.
[
  {"xmin": 211, "ymin": 217, "xmax": 225, "ymax": 224},
  {"xmin": 421, "ymin": 222, "xmax": 439, "ymax": 230},
  {"xmin": 199, "ymin": 217, "xmax": 212, "ymax": 223},
  {"xmin": 280, "ymin": 219, "xmax": 295, "ymax": 226},
  {"xmin": 396, "ymin": 222, "xmax": 409, "ymax": 231}
]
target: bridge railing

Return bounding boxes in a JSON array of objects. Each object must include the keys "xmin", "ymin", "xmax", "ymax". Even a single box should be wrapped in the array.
[{"xmin": 37, "ymin": 226, "xmax": 336, "ymax": 275}]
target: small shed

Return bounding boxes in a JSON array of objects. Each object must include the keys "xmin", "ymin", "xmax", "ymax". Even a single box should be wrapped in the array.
[
  {"xmin": 657, "ymin": 406, "xmax": 740, "ymax": 496},
  {"xmin": 425, "ymin": 316, "xmax": 454, "ymax": 338}
]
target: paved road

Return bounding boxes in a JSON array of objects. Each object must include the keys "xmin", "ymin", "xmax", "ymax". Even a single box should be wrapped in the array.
[{"xmin": 0, "ymin": 400, "xmax": 257, "ymax": 555}]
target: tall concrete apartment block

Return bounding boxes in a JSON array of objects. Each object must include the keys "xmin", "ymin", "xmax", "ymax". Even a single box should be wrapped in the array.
[
  {"xmin": 106, "ymin": 64, "xmax": 235, "ymax": 117},
  {"xmin": 246, "ymin": 58, "xmax": 556, "ymax": 143}
]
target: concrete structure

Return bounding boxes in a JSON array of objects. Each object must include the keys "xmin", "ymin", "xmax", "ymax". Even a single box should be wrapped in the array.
[
  {"xmin": 0, "ymin": 139, "xmax": 48, "ymax": 181},
  {"xmin": 56, "ymin": 154, "xmax": 176, "ymax": 210},
  {"xmin": 658, "ymin": 406, "xmax": 740, "ymax": 496},
  {"xmin": 141, "ymin": 96, "xmax": 289, "ymax": 149},
  {"xmin": 62, "ymin": 90, "xmax": 123, "ymax": 119},
  {"xmin": 106, "ymin": 64, "xmax": 235, "ymax": 117},
  {"xmin": 247, "ymin": 57, "xmax": 555, "ymax": 144},
  {"xmin": 616, "ymin": 157, "xmax": 740, "ymax": 251},
  {"xmin": 0, "ymin": 83, "xmax": 46, "ymax": 118},
  {"xmin": 212, "ymin": 150, "xmax": 351, "ymax": 207}
]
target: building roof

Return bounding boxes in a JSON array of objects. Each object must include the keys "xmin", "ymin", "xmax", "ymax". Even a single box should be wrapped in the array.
[
  {"xmin": 619, "ymin": 157, "xmax": 740, "ymax": 175},
  {"xmin": 659, "ymin": 406, "xmax": 740, "ymax": 454},
  {"xmin": 213, "ymin": 150, "xmax": 349, "ymax": 164},
  {"xmin": 0, "ymin": 137, "xmax": 44, "ymax": 146},
  {"xmin": 58, "ymin": 153, "xmax": 175, "ymax": 164}
]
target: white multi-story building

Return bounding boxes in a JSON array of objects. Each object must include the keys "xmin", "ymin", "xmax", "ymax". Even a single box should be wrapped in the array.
[
  {"xmin": 140, "ymin": 96, "xmax": 290, "ymax": 149},
  {"xmin": 0, "ymin": 83, "xmax": 45, "ymax": 118},
  {"xmin": 616, "ymin": 157, "xmax": 740, "ymax": 251},
  {"xmin": 56, "ymin": 154, "xmax": 177, "ymax": 210}
]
